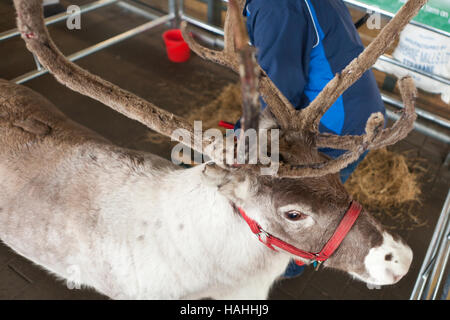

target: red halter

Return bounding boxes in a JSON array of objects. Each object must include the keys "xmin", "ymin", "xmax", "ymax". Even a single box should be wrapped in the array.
[{"xmin": 236, "ymin": 201, "xmax": 363, "ymax": 268}]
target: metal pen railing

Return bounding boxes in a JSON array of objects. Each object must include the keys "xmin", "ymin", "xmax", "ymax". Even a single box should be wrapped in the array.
[
  {"xmin": 411, "ymin": 190, "xmax": 450, "ymax": 300},
  {"xmin": 1, "ymin": 0, "xmax": 177, "ymax": 83},
  {"xmin": 0, "ymin": 0, "xmax": 118, "ymax": 41}
]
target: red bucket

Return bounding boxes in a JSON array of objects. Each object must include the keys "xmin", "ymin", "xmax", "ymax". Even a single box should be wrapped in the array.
[{"xmin": 162, "ymin": 29, "xmax": 190, "ymax": 63}]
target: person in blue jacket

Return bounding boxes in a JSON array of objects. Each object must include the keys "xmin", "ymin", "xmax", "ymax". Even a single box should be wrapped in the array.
[{"xmin": 240, "ymin": 0, "xmax": 386, "ymax": 277}]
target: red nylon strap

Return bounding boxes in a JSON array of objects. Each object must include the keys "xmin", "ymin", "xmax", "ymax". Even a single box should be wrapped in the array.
[
  {"xmin": 314, "ymin": 201, "xmax": 363, "ymax": 261},
  {"xmin": 236, "ymin": 201, "xmax": 363, "ymax": 266},
  {"xmin": 218, "ymin": 120, "xmax": 235, "ymax": 129}
]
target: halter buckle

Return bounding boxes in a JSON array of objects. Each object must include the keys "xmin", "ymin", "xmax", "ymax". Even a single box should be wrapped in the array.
[
  {"xmin": 256, "ymin": 230, "xmax": 277, "ymax": 251},
  {"xmin": 313, "ymin": 260, "xmax": 323, "ymax": 271},
  {"xmin": 257, "ymin": 229, "xmax": 269, "ymax": 244}
]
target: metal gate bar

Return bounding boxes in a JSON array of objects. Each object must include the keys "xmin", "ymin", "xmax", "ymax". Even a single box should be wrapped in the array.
[
  {"xmin": 410, "ymin": 190, "xmax": 450, "ymax": 300},
  {"xmin": 343, "ymin": 0, "xmax": 450, "ymax": 38},
  {"xmin": 0, "ymin": 0, "xmax": 118, "ymax": 41},
  {"xmin": 0, "ymin": 0, "xmax": 177, "ymax": 84},
  {"xmin": 386, "ymin": 108, "xmax": 450, "ymax": 145},
  {"xmin": 178, "ymin": 0, "xmax": 224, "ymax": 36},
  {"xmin": 378, "ymin": 55, "xmax": 450, "ymax": 87},
  {"xmin": 382, "ymin": 94, "xmax": 450, "ymax": 131},
  {"xmin": 12, "ymin": 13, "xmax": 174, "ymax": 84}
]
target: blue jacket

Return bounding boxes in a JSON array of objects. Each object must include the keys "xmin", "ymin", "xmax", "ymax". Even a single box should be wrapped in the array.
[{"xmin": 243, "ymin": 0, "xmax": 385, "ymax": 136}]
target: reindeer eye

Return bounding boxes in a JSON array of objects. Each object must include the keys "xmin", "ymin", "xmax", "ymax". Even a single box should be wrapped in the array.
[{"xmin": 284, "ymin": 210, "xmax": 307, "ymax": 221}]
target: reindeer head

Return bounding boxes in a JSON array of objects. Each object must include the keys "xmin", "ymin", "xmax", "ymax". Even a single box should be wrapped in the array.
[
  {"xmin": 202, "ymin": 158, "xmax": 413, "ymax": 285},
  {"xmin": 188, "ymin": 0, "xmax": 419, "ymax": 285},
  {"xmin": 199, "ymin": 95, "xmax": 414, "ymax": 285},
  {"xmin": 14, "ymin": 0, "xmax": 424, "ymax": 286}
]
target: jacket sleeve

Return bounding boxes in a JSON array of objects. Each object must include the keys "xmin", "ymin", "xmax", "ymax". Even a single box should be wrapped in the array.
[{"xmin": 246, "ymin": 1, "xmax": 316, "ymax": 110}]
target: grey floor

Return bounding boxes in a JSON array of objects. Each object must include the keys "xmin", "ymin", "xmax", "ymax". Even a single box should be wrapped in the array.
[{"xmin": 0, "ymin": 1, "xmax": 449, "ymax": 300}]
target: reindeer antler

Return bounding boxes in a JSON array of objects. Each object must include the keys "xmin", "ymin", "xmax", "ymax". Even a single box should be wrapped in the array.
[
  {"xmin": 13, "ymin": 0, "xmax": 251, "ymax": 167},
  {"xmin": 12, "ymin": 0, "xmax": 265, "ymax": 168},
  {"xmin": 316, "ymin": 77, "xmax": 417, "ymax": 151},
  {"xmin": 182, "ymin": 0, "xmax": 424, "ymax": 178}
]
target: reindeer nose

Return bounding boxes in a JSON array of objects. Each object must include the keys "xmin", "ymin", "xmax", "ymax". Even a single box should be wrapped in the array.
[
  {"xmin": 385, "ymin": 248, "xmax": 413, "ymax": 283},
  {"xmin": 364, "ymin": 232, "xmax": 413, "ymax": 285}
]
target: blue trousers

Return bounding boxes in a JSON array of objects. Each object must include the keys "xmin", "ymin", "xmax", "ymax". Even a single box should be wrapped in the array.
[{"xmin": 283, "ymin": 150, "xmax": 368, "ymax": 278}]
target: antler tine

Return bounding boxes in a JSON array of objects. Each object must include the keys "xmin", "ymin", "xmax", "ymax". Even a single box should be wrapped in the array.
[
  {"xmin": 267, "ymin": 109, "xmax": 385, "ymax": 178},
  {"xmin": 180, "ymin": 2, "xmax": 240, "ymax": 72},
  {"xmin": 295, "ymin": 0, "xmax": 427, "ymax": 133},
  {"xmin": 369, "ymin": 76, "xmax": 417, "ymax": 149},
  {"xmin": 181, "ymin": 0, "xmax": 295, "ymax": 129},
  {"xmin": 13, "ymin": 0, "xmax": 225, "ymax": 164},
  {"xmin": 316, "ymin": 77, "xmax": 417, "ymax": 151},
  {"xmin": 258, "ymin": 70, "xmax": 296, "ymax": 129}
]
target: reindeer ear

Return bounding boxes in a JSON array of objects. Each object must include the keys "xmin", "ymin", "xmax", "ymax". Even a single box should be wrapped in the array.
[{"xmin": 201, "ymin": 162, "xmax": 257, "ymax": 204}]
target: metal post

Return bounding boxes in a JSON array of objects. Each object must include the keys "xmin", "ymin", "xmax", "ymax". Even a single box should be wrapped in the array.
[
  {"xmin": 207, "ymin": 0, "xmax": 222, "ymax": 26},
  {"xmin": 410, "ymin": 190, "xmax": 450, "ymax": 299},
  {"xmin": 168, "ymin": 0, "xmax": 178, "ymax": 28},
  {"xmin": 31, "ymin": 53, "xmax": 42, "ymax": 71}
]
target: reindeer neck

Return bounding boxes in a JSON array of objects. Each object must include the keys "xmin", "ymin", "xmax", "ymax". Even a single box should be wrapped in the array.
[{"xmin": 110, "ymin": 163, "xmax": 288, "ymax": 297}]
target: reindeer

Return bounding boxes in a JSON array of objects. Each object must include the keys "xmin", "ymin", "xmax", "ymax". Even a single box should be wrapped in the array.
[{"xmin": 0, "ymin": 0, "xmax": 425, "ymax": 299}]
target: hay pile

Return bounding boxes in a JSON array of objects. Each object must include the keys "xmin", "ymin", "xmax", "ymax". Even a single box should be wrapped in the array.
[
  {"xmin": 345, "ymin": 148, "xmax": 426, "ymax": 230},
  {"xmin": 345, "ymin": 148, "xmax": 420, "ymax": 207},
  {"xmin": 147, "ymin": 82, "xmax": 425, "ymax": 230}
]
